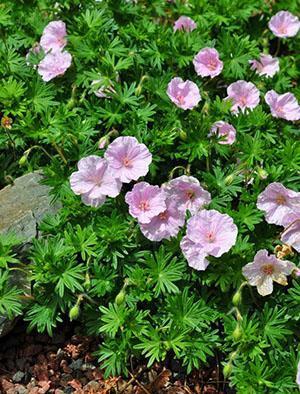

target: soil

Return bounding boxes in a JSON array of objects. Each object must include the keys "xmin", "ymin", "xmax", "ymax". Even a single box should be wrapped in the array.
[{"xmin": 0, "ymin": 322, "xmax": 235, "ymax": 394}]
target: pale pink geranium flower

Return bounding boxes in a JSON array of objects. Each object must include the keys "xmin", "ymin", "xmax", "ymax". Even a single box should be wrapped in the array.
[
  {"xmin": 70, "ymin": 155, "xmax": 122, "ymax": 206},
  {"xmin": 180, "ymin": 236, "xmax": 210, "ymax": 271},
  {"xmin": 38, "ymin": 50, "xmax": 72, "ymax": 82},
  {"xmin": 186, "ymin": 209, "xmax": 238, "ymax": 257},
  {"xmin": 125, "ymin": 182, "xmax": 166, "ymax": 224},
  {"xmin": 105, "ymin": 136, "xmax": 152, "ymax": 183},
  {"xmin": 249, "ymin": 54, "xmax": 279, "ymax": 78},
  {"xmin": 193, "ymin": 48, "xmax": 223, "ymax": 78},
  {"xmin": 257, "ymin": 182, "xmax": 300, "ymax": 226},
  {"xmin": 81, "ymin": 193, "xmax": 106, "ymax": 208},
  {"xmin": 140, "ymin": 198, "xmax": 185, "ymax": 241},
  {"xmin": 40, "ymin": 20, "xmax": 67, "ymax": 52},
  {"xmin": 226, "ymin": 80, "xmax": 260, "ymax": 114},
  {"xmin": 268, "ymin": 11, "xmax": 300, "ymax": 38},
  {"xmin": 174, "ymin": 16, "xmax": 197, "ymax": 32},
  {"xmin": 91, "ymin": 79, "xmax": 115, "ymax": 98},
  {"xmin": 242, "ymin": 249, "xmax": 295, "ymax": 296},
  {"xmin": 209, "ymin": 121, "xmax": 236, "ymax": 145},
  {"xmin": 163, "ymin": 175, "xmax": 211, "ymax": 214},
  {"xmin": 281, "ymin": 219, "xmax": 300, "ymax": 253},
  {"xmin": 167, "ymin": 77, "xmax": 201, "ymax": 110},
  {"xmin": 265, "ymin": 90, "xmax": 300, "ymax": 121}
]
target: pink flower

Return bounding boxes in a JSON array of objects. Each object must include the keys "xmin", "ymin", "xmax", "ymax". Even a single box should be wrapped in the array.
[
  {"xmin": 209, "ymin": 121, "xmax": 236, "ymax": 145},
  {"xmin": 104, "ymin": 136, "xmax": 152, "ymax": 183},
  {"xmin": 40, "ymin": 21, "xmax": 67, "ymax": 52},
  {"xmin": 249, "ymin": 54, "xmax": 279, "ymax": 78},
  {"xmin": 81, "ymin": 193, "xmax": 106, "ymax": 208},
  {"xmin": 91, "ymin": 79, "xmax": 115, "ymax": 98},
  {"xmin": 167, "ymin": 77, "xmax": 201, "ymax": 110},
  {"xmin": 226, "ymin": 80, "xmax": 260, "ymax": 114},
  {"xmin": 268, "ymin": 11, "xmax": 300, "ymax": 38},
  {"xmin": 70, "ymin": 155, "xmax": 122, "ymax": 202},
  {"xmin": 139, "ymin": 198, "xmax": 185, "ymax": 241},
  {"xmin": 180, "ymin": 236, "xmax": 210, "ymax": 271},
  {"xmin": 265, "ymin": 90, "xmax": 300, "ymax": 121},
  {"xmin": 163, "ymin": 175, "xmax": 211, "ymax": 214},
  {"xmin": 257, "ymin": 182, "xmax": 300, "ymax": 226},
  {"xmin": 125, "ymin": 182, "xmax": 166, "ymax": 224},
  {"xmin": 281, "ymin": 219, "xmax": 300, "ymax": 253},
  {"xmin": 38, "ymin": 50, "xmax": 72, "ymax": 82},
  {"xmin": 186, "ymin": 209, "xmax": 238, "ymax": 257},
  {"xmin": 173, "ymin": 16, "xmax": 197, "ymax": 32},
  {"xmin": 242, "ymin": 249, "xmax": 295, "ymax": 296},
  {"xmin": 193, "ymin": 48, "xmax": 223, "ymax": 78},
  {"xmin": 40, "ymin": 20, "xmax": 67, "ymax": 52}
]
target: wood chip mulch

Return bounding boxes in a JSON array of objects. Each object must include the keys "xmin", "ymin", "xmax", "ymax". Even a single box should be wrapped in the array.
[{"xmin": 0, "ymin": 323, "xmax": 234, "ymax": 394}]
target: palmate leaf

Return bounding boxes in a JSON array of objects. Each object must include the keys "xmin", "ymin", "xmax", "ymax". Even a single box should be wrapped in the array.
[
  {"xmin": 0, "ymin": 271, "xmax": 23, "ymax": 319},
  {"xmin": 99, "ymin": 303, "xmax": 128, "ymax": 337},
  {"xmin": 139, "ymin": 246, "xmax": 185, "ymax": 296},
  {"xmin": 25, "ymin": 301, "xmax": 62, "ymax": 336},
  {"xmin": 260, "ymin": 305, "xmax": 292, "ymax": 348},
  {"xmin": 166, "ymin": 288, "xmax": 218, "ymax": 330},
  {"xmin": 54, "ymin": 262, "xmax": 85, "ymax": 298},
  {"xmin": 29, "ymin": 78, "xmax": 58, "ymax": 113}
]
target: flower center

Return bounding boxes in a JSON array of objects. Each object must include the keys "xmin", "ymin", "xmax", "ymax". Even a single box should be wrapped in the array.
[
  {"xmin": 123, "ymin": 157, "xmax": 132, "ymax": 167},
  {"xmin": 186, "ymin": 189, "xmax": 195, "ymax": 200},
  {"xmin": 206, "ymin": 231, "xmax": 215, "ymax": 243},
  {"xmin": 276, "ymin": 194, "xmax": 286, "ymax": 205},
  {"xmin": 239, "ymin": 96, "xmax": 248, "ymax": 106},
  {"xmin": 158, "ymin": 211, "xmax": 168, "ymax": 220},
  {"xmin": 261, "ymin": 264, "xmax": 274, "ymax": 275},
  {"xmin": 278, "ymin": 25, "xmax": 287, "ymax": 34},
  {"xmin": 176, "ymin": 94, "xmax": 185, "ymax": 104},
  {"xmin": 139, "ymin": 200, "xmax": 150, "ymax": 211},
  {"xmin": 207, "ymin": 60, "xmax": 217, "ymax": 71}
]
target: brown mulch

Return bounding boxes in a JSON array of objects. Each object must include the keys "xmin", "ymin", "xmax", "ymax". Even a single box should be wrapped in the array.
[{"xmin": 0, "ymin": 322, "xmax": 234, "ymax": 394}]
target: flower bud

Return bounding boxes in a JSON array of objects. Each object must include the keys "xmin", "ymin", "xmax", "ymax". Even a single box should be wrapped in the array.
[
  {"xmin": 115, "ymin": 289, "xmax": 126, "ymax": 305},
  {"xmin": 232, "ymin": 291, "xmax": 242, "ymax": 306},
  {"xmin": 225, "ymin": 174, "xmax": 235, "ymax": 185},
  {"xmin": 179, "ymin": 130, "xmax": 187, "ymax": 141},
  {"xmin": 98, "ymin": 136, "xmax": 109, "ymax": 149},
  {"xmin": 19, "ymin": 155, "xmax": 28, "ymax": 166},
  {"xmin": 257, "ymin": 167, "xmax": 268, "ymax": 180},
  {"xmin": 69, "ymin": 304, "xmax": 80, "ymax": 321},
  {"xmin": 232, "ymin": 324, "xmax": 243, "ymax": 341},
  {"xmin": 223, "ymin": 362, "xmax": 233, "ymax": 377}
]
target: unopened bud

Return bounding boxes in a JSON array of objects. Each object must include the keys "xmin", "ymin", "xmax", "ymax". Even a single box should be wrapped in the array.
[
  {"xmin": 179, "ymin": 130, "xmax": 187, "ymax": 141},
  {"xmin": 232, "ymin": 291, "xmax": 242, "ymax": 306},
  {"xmin": 257, "ymin": 167, "xmax": 268, "ymax": 180},
  {"xmin": 223, "ymin": 362, "xmax": 233, "ymax": 378},
  {"xmin": 19, "ymin": 155, "xmax": 27, "ymax": 166},
  {"xmin": 232, "ymin": 324, "xmax": 243, "ymax": 341},
  {"xmin": 115, "ymin": 289, "xmax": 126, "ymax": 305},
  {"xmin": 225, "ymin": 174, "xmax": 235, "ymax": 185},
  {"xmin": 69, "ymin": 304, "xmax": 80, "ymax": 321},
  {"xmin": 98, "ymin": 136, "xmax": 108, "ymax": 149}
]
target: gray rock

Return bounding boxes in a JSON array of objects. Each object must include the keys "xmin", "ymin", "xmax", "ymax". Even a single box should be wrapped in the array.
[
  {"xmin": 12, "ymin": 371, "xmax": 25, "ymax": 383},
  {"xmin": 0, "ymin": 171, "xmax": 61, "ymax": 338},
  {"xmin": 69, "ymin": 358, "xmax": 83, "ymax": 370},
  {"xmin": 0, "ymin": 171, "xmax": 61, "ymax": 242}
]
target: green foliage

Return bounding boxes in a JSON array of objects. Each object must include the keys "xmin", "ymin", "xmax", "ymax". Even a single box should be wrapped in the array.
[{"xmin": 0, "ymin": 0, "xmax": 299, "ymax": 392}]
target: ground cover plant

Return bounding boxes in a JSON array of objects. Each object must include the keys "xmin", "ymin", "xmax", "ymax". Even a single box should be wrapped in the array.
[{"xmin": 0, "ymin": 0, "xmax": 300, "ymax": 392}]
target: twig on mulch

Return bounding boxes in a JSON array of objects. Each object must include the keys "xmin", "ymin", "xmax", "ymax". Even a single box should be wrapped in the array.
[
  {"xmin": 129, "ymin": 370, "xmax": 151, "ymax": 394},
  {"xmin": 119, "ymin": 367, "xmax": 144, "ymax": 394}
]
